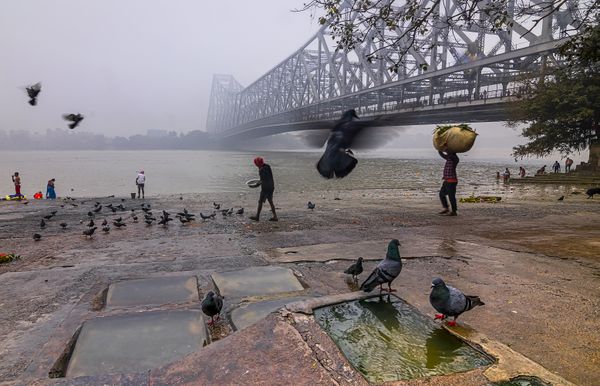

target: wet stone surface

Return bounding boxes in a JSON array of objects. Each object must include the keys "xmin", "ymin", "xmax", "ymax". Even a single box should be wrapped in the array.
[
  {"xmin": 105, "ymin": 275, "xmax": 199, "ymax": 308},
  {"xmin": 230, "ymin": 296, "xmax": 311, "ymax": 331},
  {"xmin": 314, "ymin": 296, "xmax": 492, "ymax": 383},
  {"xmin": 211, "ymin": 266, "xmax": 304, "ymax": 298},
  {"xmin": 493, "ymin": 376, "xmax": 551, "ymax": 386},
  {"xmin": 66, "ymin": 310, "xmax": 208, "ymax": 378}
]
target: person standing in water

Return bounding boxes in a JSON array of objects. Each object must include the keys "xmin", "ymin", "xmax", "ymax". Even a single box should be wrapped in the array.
[
  {"xmin": 136, "ymin": 170, "xmax": 146, "ymax": 199},
  {"xmin": 438, "ymin": 149, "xmax": 459, "ymax": 216},
  {"xmin": 12, "ymin": 172, "xmax": 21, "ymax": 197},
  {"xmin": 249, "ymin": 157, "xmax": 278, "ymax": 222},
  {"xmin": 46, "ymin": 178, "xmax": 56, "ymax": 199}
]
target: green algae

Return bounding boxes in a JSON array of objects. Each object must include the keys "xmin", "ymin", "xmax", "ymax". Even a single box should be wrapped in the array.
[{"xmin": 314, "ymin": 296, "xmax": 492, "ymax": 382}]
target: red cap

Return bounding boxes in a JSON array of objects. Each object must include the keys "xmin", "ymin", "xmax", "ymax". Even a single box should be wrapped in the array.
[{"xmin": 253, "ymin": 157, "xmax": 264, "ymax": 167}]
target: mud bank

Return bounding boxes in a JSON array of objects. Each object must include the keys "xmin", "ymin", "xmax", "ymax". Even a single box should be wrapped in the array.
[{"xmin": 0, "ymin": 190, "xmax": 598, "ymax": 385}]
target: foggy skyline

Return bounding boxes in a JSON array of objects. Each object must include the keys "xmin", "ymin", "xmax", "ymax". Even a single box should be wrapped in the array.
[{"xmin": 0, "ymin": 1, "xmax": 319, "ymax": 135}]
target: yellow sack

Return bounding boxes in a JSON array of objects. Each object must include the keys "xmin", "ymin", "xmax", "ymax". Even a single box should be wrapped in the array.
[{"xmin": 433, "ymin": 124, "xmax": 478, "ymax": 153}]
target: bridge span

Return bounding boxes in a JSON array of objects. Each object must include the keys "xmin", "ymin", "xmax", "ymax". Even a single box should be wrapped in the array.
[{"xmin": 207, "ymin": 0, "xmax": 585, "ymax": 141}]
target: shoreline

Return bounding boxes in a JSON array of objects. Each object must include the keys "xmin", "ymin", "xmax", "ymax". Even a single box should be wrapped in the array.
[{"xmin": 0, "ymin": 190, "xmax": 599, "ymax": 384}]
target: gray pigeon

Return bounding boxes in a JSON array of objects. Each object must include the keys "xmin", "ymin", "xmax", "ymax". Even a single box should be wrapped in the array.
[
  {"xmin": 344, "ymin": 257, "xmax": 364, "ymax": 280},
  {"xmin": 26, "ymin": 82, "xmax": 41, "ymax": 106},
  {"xmin": 429, "ymin": 277, "xmax": 484, "ymax": 326},
  {"xmin": 360, "ymin": 239, "xmax": 402, "ymax": 293},
  {"xmin": 201, "ymin": 291, "xmax": 223, "ymax": 326}
]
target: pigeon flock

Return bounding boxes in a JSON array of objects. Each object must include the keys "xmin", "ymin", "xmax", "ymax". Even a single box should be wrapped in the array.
[
  {"xmin": 343, "ymin": 239, "xmax": 485, "ymax": 326},
  {"xmin": 28, "ymin": 198, "xmax": 244, "ymax": 243},
  {"xmin": 24, "ymin": 82, "xmax": 84, "ymax": 129}
]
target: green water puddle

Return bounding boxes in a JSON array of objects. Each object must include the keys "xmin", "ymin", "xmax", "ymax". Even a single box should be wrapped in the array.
[{"xmin": 314, "ymin": 297, "xmax": 492, "ymax": 382}]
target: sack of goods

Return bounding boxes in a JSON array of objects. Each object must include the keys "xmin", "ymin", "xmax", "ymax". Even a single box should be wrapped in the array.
[{"xmin": 433, "ymin": 124, "xmax": 478, "ymax": 153}]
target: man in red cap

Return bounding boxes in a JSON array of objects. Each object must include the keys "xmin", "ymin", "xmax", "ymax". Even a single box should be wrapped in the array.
[{"xmin": 250, "ymin": 157, "xmax": 278, "ymax": 221}]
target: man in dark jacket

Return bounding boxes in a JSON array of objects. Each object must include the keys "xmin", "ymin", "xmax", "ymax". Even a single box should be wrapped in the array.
[
  {"xmin": 438, "ymin": 149, "xmax": 459, "ymax": 216},
  {"xmin": 249, "ymin": 157, "xmax": 278, "ymax": 222}
]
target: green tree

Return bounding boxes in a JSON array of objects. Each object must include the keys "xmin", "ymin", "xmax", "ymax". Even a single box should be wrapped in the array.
[{"xmin": 509, "ymin": 21, "xmax": 600, "ymax": 157}]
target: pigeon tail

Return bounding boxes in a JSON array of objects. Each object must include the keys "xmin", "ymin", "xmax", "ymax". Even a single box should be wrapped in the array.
[
  {"xmin": 466, "ymin": 295, "xmax": 485, "ymax": 309},
  {"xmin": 29, "ymin": 99, "xmax": 36, "ymax": 106},
  {"xmin": 316, "ymin": 148, "xmax": 357, "ymax": 179},
  {"xmin": 360, "ymin": 268, "xmax": 394, "ymax": 292}
]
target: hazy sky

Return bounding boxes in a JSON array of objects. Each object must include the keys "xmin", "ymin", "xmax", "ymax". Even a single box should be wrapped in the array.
[{"xmin": 0, "ymin": 0, "xmax": 319, "ymax": 135}]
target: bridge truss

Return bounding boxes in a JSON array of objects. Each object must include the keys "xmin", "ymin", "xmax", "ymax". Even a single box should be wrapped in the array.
[{"xmin": 207, "ymin": 0, "xmax": 586, "ymax": 138}]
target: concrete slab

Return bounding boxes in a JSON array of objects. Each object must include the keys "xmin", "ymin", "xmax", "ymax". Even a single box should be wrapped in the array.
[
  {"xmin": 211, "ymin": 266, "xmax": 304, "ymax": 298},
  {"xmin": 105, "ymin": 275, "xmax": 198, "ymax": 308},
  {"xmin": 150, "ymin": 314, "xmax": 342, "ymax": 385},
  {"xmin": 231, "ymin": 296, "xmax": 310, "ymax": 330},
  {"xmin": 66, "ymin": 310, "xmax": 208, "ymax": 378},
  {"xmin": 270, "ymin": 238, "xmax": 448, "ymax": 263}
]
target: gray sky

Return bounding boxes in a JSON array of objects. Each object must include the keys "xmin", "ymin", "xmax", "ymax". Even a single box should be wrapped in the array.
[{"xmin": 0, "ymin": 0, "xmax": 319, "ymax": 135}]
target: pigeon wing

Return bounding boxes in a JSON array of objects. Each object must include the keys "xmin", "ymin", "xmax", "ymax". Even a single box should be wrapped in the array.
[{"xmin": 446, "ymin": 285, "xmax": 468, "ymax": 316}]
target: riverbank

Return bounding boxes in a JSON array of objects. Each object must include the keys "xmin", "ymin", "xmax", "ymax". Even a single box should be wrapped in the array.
[{"xmin": 0, "ymin": 190, "xmax": 599, "ymax": 385}]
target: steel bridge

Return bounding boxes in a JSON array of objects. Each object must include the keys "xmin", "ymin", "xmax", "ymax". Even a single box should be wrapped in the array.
[{"xmin": 207, "ymin": 0, "xmax": 585, "ymax": 140}]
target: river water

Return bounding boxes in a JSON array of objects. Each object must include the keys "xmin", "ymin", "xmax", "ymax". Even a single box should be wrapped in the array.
[{"xmin": 0, "ymin": 150, "xmax": 567, "ymax": 199}]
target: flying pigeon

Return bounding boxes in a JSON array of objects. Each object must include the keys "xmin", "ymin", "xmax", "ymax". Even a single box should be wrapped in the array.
[
  {"xmin": 429, "ymin": 277, "xmax": 485, "ymax": 326},
  {"xmin": 213, "ymin": 202, "xmax": 221, "ymax": 210},
  {"xmin": 307, "ymin": 201, "xmax": 315, "ymax": 210},
  {"xmin": 201, "ymin": 291, "xmax": 223, "ymax": 326},
  {"xmin": 83, "ymin": 227, "xmax": 97, "ymax": 238},
  {"xmin": 26, "ymin": 82, "xmax": 41, "ymax": 106},
  {"xmin": 316, "ymin": 109, "xmax": 380, "ymax": 179},
  {"xmin": 43, "ymin": 214, "xmax": 54, "ymax": 220},
  {"xmin": 360, "ymin": 239, "xmax": 402, "ymax": 293},
  {"xmin": 344, "ymin": 257, "xmax": 364, "ymax": 281},
  {"xmin": 63, "ymin": 113, "xmax": 84, "ymax": 129},
  {"xmin": 33, "ymin": 233, "xmax": 42, "ymax": 241}
]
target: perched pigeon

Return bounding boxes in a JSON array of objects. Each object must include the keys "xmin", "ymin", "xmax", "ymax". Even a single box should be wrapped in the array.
[
  {"xmin": 26, "ymin": 82, "xmax": 41, "ymax": 106},
  {"xmin": 200, "ymin": 212, "xmax": 216, "ymax": 220},
  {"xmin": 102, "ymin": 219, "xmax": 108, "ymax": 226},
  {"xmin": 360, "ymin": 239, "xmax": 402, "ymax": 293},
  {"xmin": 87, "ymin": 211, "xmax": 94, "ymax": 217},
  {"xmin": 60, "ymin": 222, "xmax": 68, "ymax": 229},
  {"xmin": 236, "ymin": 208, "xmax": 244, "ymax": 215},
  {"xmin": 113, "ymin": 221, "xmax": 126, "ymax": 228},
  {"xmin": 558, "ymin": 196, "xmax": 565, "ymax": 201},
  {"xmin": 201, "ymin": 291, "xmax": 223, "ymax": 326},
  {"xmin": 40, "ymin": 219, "xmax": 46, "ymax": 229},
  {"xmin": 63, "ymin": 113, "xmax": 84, "ymax": 129},
  {"xmin": 429, "ymin": 277, "xmax": 484, "ymax": 326},
  {"xmin": 213, "ymin": 202, "xmax": 221, "ymax": 210},
  {"xmin": 33, "ymin": 233, "xmax": 42, "ymax": 241},
  {"xmin": 87, "ymin": 219, "xmax": 94, "ymax": 228},
  {"xmin": 586, "ymin": 187, "xmax": 600, "ymax": 198},
  {"xmin": 344, "ymin": 257, "xmax": 364, "ymax": 280},
  {"xmin": 177, "ymin": 216, "xmax": 190, "ymax": 225},
  {"xmin": 93, "ymin": 205, "xmax": 102, "ymax": 213},
  {"xmin": 102, "ymin": 225, "xmax": 110, "ymax": 233},
  {"xmin": 83, "ymin": 227, "xmax": 97, "ymax": 238},
  {"xmin": 307, "ymin": 201, "xmax": 315, "ymax": 210}
]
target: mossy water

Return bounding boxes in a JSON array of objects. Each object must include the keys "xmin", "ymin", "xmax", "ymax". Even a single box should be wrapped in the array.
[{"xmin": 314, "ymin": 296, "xmax": 492, "ymax": 382}]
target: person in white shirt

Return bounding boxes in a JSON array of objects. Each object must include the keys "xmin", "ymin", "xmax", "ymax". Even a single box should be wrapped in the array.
[{"xmin": 136, "ymin": 170, "xmax": 146, "ymax": 199}]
